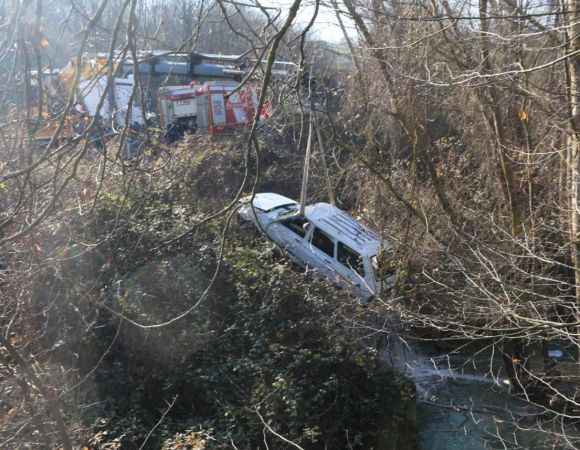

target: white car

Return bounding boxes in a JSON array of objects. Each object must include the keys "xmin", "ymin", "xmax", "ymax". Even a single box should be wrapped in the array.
[{"xmin": 238, "ymin": 193, "xmax": 395, "ymax": 302}]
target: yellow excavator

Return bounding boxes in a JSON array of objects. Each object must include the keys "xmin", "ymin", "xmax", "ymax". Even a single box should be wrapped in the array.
[{"xmin": 33, "ymin": 56, "xmax": 111, "ymax": 144}]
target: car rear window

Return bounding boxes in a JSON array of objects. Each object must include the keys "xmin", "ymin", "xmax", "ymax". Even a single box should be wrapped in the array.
[{"xmin": 338, "ymin": 242, "xmax": 364, "ymax": 276}]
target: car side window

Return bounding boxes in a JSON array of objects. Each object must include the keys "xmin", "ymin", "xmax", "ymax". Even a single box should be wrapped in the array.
[
  {"xmin": 280, "ymin": 216, "xmax": 310, "ymax": 238},
  {"xmin": 311, "ymin": 227, "xmax": 335, "ymax": 257},
  {"xmin": 337, "ymin": 242, "xmax": 364, "ymax": 277}
]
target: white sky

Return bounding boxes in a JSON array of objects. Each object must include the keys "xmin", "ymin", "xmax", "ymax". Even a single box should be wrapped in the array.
[{"xmin": 260, "ymin": 0, "xmax": 357, "ymax": 43}]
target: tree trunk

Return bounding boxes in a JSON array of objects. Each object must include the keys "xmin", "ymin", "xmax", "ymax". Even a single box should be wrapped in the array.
[
  {"xmin": 479, "ymin": 0, "xmax": 523, "ymax": 236},
  {"xmin": 566, "ymin": 0, "xmax": 580, "ymax": 308}
]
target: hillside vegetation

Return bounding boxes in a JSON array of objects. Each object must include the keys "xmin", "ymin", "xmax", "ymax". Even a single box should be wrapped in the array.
[{"xmin": 2, "ymin": 0, "xmax": 580, "ymax": 448}]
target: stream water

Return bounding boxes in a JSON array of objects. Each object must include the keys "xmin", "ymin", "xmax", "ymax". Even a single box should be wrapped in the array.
[{"xmin": 382, "ymin": 335, "xmax": 552, "ymax": 450}]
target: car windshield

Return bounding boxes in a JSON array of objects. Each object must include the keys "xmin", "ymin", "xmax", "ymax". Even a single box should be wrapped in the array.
[
  {"xmin": 270, "ymin": 204, "xmax": 299, "ymax": 219},
  {"xmin": 269, "ymin": 203, "xmax": 298, "ymax": 214},
  {"xmin": 280, "ymin": 215, "xmax": 310, "ymax": 238}
]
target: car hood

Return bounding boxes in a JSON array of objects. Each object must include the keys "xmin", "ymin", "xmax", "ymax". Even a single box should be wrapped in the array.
[{"xmin": 251, "ymin": 193, "xmax": 298, "ymax": 212}]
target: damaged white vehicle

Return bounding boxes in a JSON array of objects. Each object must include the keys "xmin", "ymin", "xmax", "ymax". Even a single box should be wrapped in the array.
[{"xmin": 238, "ymin": 193, "xmax": 395, "ymax": 302}]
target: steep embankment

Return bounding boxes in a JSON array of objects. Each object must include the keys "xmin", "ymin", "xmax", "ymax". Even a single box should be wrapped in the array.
[{"xmin": 6, "ymin": 134, "xmax": 419, "ymax": 449}]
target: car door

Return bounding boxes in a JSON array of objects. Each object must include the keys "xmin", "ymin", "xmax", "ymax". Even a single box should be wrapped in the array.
[
  {"xmin": 335, "ymin": 241, "xmax": 371, "ymax": 297},
  {"xmin": 268, "ymin": 215, "xmax": 312, "ymax": 266},
  {"xmin": 307, "ymin": 226, "xmax": 341, "ymax": 283}
]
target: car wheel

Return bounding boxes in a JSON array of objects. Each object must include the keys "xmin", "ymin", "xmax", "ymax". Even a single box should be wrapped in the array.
[
  {"xmin": 271, "ymin": 246, "xmax": 285, "ymax": 260},
  {"xmin": 236, "ymin": 214, "xmax": 254, "ymax": 231},
  {"xmin": 358, "ymin": 295, "xmax": 374, "ymax": 307}
]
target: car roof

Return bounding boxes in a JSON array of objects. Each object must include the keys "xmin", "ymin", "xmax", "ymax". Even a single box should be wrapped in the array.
[{"xmin": 305, "ymin": 203, "xmax": 383, "ymax": 256}]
